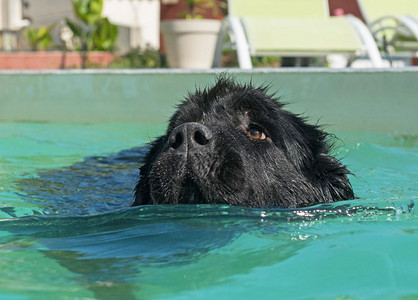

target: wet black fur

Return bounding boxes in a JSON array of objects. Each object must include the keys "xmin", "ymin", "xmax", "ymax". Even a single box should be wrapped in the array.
[{"xmin": 132, "ymin": 78, "xmax": 354, "ymax": 208}]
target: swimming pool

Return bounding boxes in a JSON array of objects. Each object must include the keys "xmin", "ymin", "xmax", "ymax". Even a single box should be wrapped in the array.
[{"xmin": 0, "ymin": 70, "xmax": 417, "ymax": 299}]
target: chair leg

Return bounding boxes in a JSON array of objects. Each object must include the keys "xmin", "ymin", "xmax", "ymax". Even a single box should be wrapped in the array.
[
  {"xmin": 346, "ymin": 15, "xmax": 384, "ymax": 68},
  {"xmin": 212, "ymin": 20, "xmax": 228, "ymax": 68},
  {"xmin": 228, "ymin": 17, "xmax": 253, "ymax": 69}
]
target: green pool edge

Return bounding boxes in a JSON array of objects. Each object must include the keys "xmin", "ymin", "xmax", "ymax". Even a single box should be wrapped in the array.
[{"xmin": 1, "ymin": 68, "xmax": 417, "ymax": 137}]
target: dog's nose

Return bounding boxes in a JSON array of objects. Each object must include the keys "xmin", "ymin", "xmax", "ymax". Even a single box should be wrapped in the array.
[{"xmin": 169, "ymin": 122, "xmax": 213, "ymax": 153}]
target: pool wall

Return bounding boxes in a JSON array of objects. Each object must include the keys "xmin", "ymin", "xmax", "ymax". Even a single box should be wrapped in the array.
[{"xmin": 0, "ymin": 69, "xmax": 417, "ymax": 135}]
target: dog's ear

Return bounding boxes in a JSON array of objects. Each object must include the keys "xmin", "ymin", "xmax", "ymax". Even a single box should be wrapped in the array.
[
  {"xmin": 314, "ymin": 152, "xmax": 355, "ymax": 201},
  {"xmin": 281, "ymin": 112, "xmax": 355, "ymax": 202},
  {"xmin": 132, "ymin": 136, "xmax": 166, "ymax": 206},
  {"xmin": 302, "ymin": 127, "xmax": 355, "ymax": 202}
]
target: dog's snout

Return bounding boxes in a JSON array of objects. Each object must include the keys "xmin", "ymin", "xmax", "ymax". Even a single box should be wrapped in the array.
[{"xmin": 169, "ymin": 122, "xmax": 212, "ymax": 152}]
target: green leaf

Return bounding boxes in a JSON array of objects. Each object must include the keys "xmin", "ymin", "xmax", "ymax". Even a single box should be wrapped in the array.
[
  {"xmin": 93, "ymin": 17, "xmax": 118, "ymax": 51},
  {"xmin": 66, "ymin": 0, "xmax": 118, "ymax": 54},
  {"xmin": 72, "ymin": 0, "xmax": 103, "ymax": 25},
  {"xmin": 65, "ymin": 18, "xmax": 82, "ymax": 37},
  {"xmin": 23, "ymin": 25, "xmax": 55, "ymax": 51}
]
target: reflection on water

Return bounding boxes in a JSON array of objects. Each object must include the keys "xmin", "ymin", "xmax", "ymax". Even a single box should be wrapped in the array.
[
  {"xmin": 13, "ymin": 147, "xmax": 148, "ymax": 216},
  {"xmin": 0, "ymin": 202, "xmax": 414, "ymax": 299}
]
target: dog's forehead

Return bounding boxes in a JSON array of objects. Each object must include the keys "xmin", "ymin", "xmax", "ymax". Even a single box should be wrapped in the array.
[
  {"xmin": 202, "ymin": 89, "xmax": 276, "ymax": 122},
  {"xmin": 208, "ymin": 86, "xmax": 279, "ymax": 112},
  {"xmin": 169, "ymin": 80, "xmax": 283, "ymax": 129}
]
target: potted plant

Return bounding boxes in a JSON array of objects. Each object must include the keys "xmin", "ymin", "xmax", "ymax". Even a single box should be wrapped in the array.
[
  {"xmin": 24, "ymin": 25, "xmax": 56, "ymax": 51},
  {"xmin": 0, "ymin": 0, "xmax": 117, "ymax": 70},
  {"xmin": 160, "ymin": 0, "xmax": 223, "ymax": 69},
  {"xmin": 65, "ymin": 0, "xmax": 118, "ymax": 68}
]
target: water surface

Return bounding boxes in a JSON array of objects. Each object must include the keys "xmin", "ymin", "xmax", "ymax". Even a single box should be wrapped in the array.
[{"xmin": 0, "ymin": 123, "xmax": 416, "ymax": 299}]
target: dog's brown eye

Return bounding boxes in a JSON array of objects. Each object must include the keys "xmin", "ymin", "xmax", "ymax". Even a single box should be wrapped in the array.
[{"xmin": 247, "ymin": 127, "xmax": 266, "ymax": 140}]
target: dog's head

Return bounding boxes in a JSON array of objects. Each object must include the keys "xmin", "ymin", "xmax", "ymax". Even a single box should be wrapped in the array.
[{"xmin": 133, "ymin": 78, "xmax": 354, "ymax": 208}]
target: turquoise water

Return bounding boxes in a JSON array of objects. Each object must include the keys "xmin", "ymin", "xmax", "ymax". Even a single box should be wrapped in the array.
[{"xmin": 0, "ymin": 123, "xmax": 417, "ymax": 299}]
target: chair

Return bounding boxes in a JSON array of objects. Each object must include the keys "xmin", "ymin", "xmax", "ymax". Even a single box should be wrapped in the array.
[
  {"xmin": 213, "ymin": 0, "xmax": 384, "ymax": 68},
  {"xmin": 358, "ymin": 0, "xmax": 418, "ymax": 54}
]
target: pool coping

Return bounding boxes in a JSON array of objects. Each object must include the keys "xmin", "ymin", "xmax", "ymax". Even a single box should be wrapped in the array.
[{"xmin": 1, "ymin": 66, "xmax": 418, "ymax": 75}]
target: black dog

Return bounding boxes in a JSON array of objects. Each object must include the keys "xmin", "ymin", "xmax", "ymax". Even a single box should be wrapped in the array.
[{"xmin": 132, "ymin": 78, "xmax": 354, "ymax": 208}]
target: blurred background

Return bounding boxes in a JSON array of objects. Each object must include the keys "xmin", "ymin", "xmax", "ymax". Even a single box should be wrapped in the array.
[{"xmin": 1, "ymin": 0, "xmax": 417, "ymax": 69}]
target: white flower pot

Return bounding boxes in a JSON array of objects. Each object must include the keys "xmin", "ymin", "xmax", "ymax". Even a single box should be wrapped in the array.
[{"xmin": 161, "ymin": 19, "xmax": 221, "ymax": 69}]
